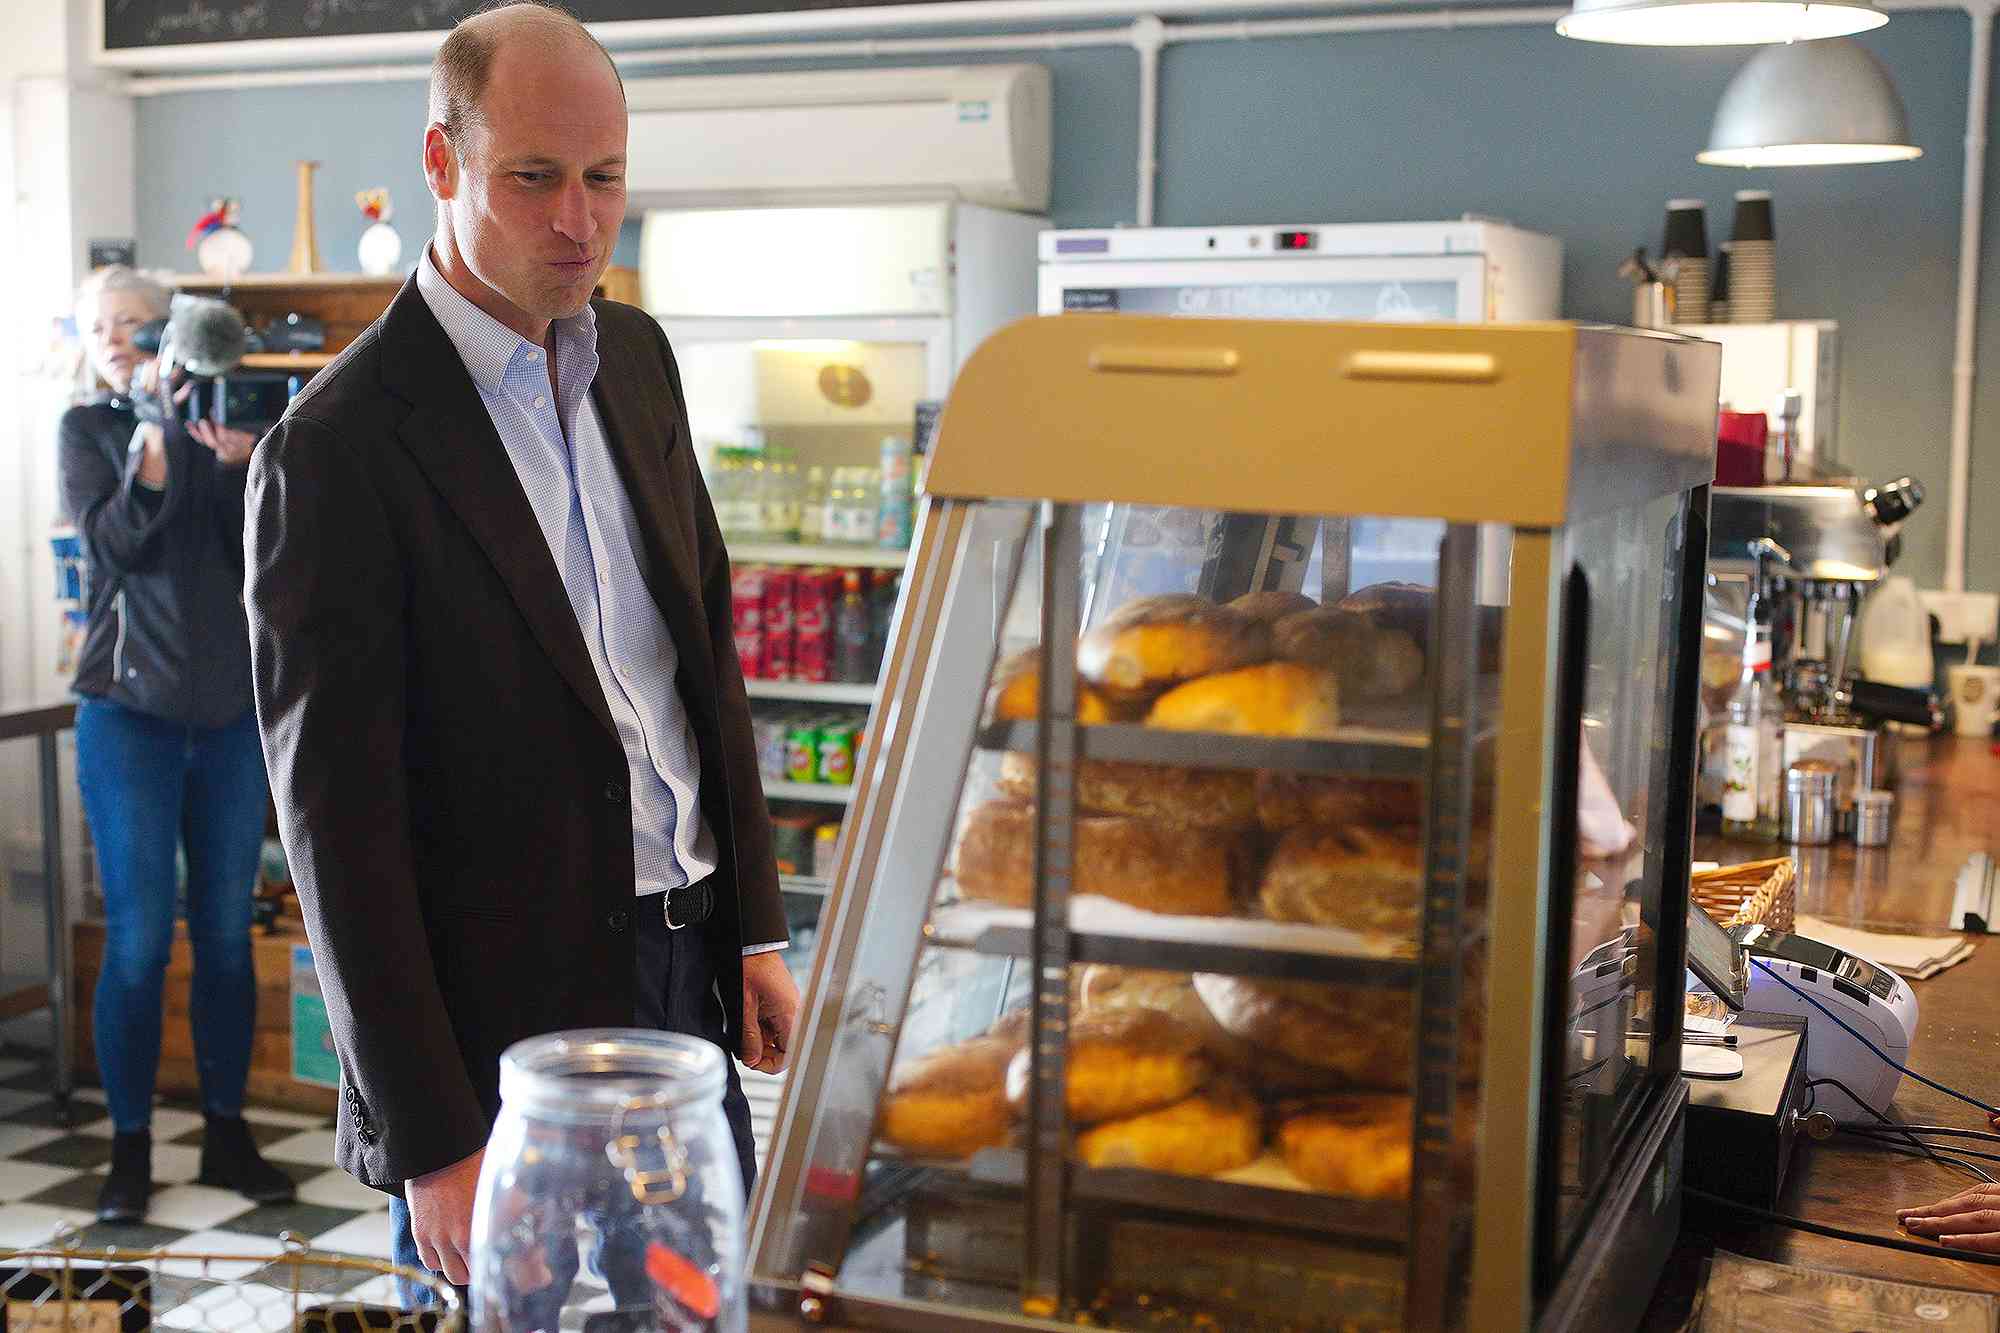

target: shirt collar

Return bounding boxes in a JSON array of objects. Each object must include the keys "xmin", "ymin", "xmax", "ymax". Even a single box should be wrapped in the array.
[{"xmin": 416, "ymin": 245, "xmax": 598, "ymax": 398}]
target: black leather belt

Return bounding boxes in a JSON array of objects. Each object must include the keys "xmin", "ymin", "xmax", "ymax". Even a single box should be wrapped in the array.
[{"xmin": 664, "ymin": 877, "xmax": 714, "ymax": 930}]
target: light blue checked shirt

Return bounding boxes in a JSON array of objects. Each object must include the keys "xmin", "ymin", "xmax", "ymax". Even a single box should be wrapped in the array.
[{"xmin": 418, "ymin": 252, "xmax": 782, "ymax": 953}]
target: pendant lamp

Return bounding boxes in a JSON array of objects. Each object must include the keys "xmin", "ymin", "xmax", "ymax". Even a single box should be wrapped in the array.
[
  {"xmin": 1699, "ymin": 37, "xmax": 1922, "ymax": 167},
  {"xmin": 1558, "ymin": 0, "xmax": 1886, "ymax": 45}
]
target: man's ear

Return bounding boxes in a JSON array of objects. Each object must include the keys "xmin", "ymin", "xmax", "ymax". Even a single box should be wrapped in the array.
[{"xmin": 423, "ymin": 124, "xmax": 457, "ymax": 203}]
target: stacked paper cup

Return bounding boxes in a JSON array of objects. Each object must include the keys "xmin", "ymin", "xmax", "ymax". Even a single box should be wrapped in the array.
[
  {"xmin": 1662, "ymin": 199, "xmax": 1710, "ymax": 324},
  {"xmin": 1728, "ymin": 190, "xmax": 1776, "ymax": 323}
]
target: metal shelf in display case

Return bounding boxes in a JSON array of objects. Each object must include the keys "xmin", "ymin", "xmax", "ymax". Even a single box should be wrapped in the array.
[{"xmin": 745, "ymin": 316, "xmax": 1719, "ymax": 1333}]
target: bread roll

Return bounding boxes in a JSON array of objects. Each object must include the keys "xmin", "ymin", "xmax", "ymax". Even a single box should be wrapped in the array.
[
  {"xmin": 1227, "ymin": 590, "xmax": 1319, "ymax": 625},
  {"xmin": 1253, "ymin": 772, "xmax": 1423, "ymax": 832},
  {"xmin": 1077, "ymin": 965, "xmax": 1354, "ymax": 1095},
  {"xmin": 997, "ymin": 754, "xmax": 1258, "ymax": 832},
  {"xmin": 1272, "ymin": 608, "xmax": 1424, "ymax": 702},
  {"xmin": 1192, "ymin": 966, "xmax": 1485, "ymax": 1089},
  {"xmin": 1004, "ymin": 1007, "xmax": 1211, "ymax": 1124},
  {"xmin": 1145, "ymin": 662, "xmax": 1342, "ymax": 738},
  {"xmin": 952, "ymin": 800, "xmax": 1244, "ymax": 917},
  {"xmin": 1337, "ymin": 581, "xmax": 1504, "ymax": 675},
  {"xmin": 1259, "ymin": 826, "xmax": 1424, "ymax": 942},
  {"xmin": 1276, "ymin": 1094, "xmax": 1413, "ymax": 1198},
  {"xmin": 879, "ymin": 1030, "xmax": 1022, "ymax": 1159},
  {"xmin": 991, "ymin": 649, "xmax": 1117, "ymax": 724},
  {"xmin": 1075, "ymin": 1083, "xmax": 1262, "ymax": 1176},
  {"xmin": 1077, "ymin": 595, "xmax": 1271, "ymax": 704}
]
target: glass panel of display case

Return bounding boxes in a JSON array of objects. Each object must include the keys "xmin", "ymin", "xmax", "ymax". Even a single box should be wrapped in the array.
[
  {"xmin": 1550, "ymin": 490, "xmax": 1692, "ymax": 1266},
  {"xmin": 784, "ymin": 501, "xmax": 1502, "ymax": 1328}
]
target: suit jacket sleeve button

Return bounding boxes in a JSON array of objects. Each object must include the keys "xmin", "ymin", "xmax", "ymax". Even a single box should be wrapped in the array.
[{"xmin": 607, "ymin": 910, "xmax": 629, "ymax": 932}]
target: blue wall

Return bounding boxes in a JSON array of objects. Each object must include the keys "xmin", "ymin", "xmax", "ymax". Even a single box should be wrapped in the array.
[{"xmin": 134, "ymin": 10, "xmax": 1995, "ymax": 592}]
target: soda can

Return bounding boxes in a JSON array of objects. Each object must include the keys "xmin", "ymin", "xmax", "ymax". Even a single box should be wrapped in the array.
[
  {"xmin": 785, "ymin": 722, "xmax": 821, "ymax": 783},
  {"xmin": 731, "ymin": 565, "xmax": 767, "ymax": 637},
  {"xmin": 733, "ymin": 627, "xmax": 764, "ymax": 682},
  {"xmin": 763, "ymin": 567, "xmax": 798, "ymax": 681},
  {"xmin": 818, "ymin": 721, "xmax": 858, "ymax": 786},
  {"xmin": 813, "ymin": 821, "xmax": 842, "ymax": 879},
  {"xmin": 753, "ymin": 715, "xmax": 789, "ymax": 780},
  {"xmin": 794, "ymin": 566, "xmax": 836, "ymax": 635}
]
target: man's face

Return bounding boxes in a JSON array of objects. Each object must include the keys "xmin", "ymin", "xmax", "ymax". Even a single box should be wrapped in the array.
[{"xmin": 430, "ymin": 37, "xmax": 627, "ymax": 335}]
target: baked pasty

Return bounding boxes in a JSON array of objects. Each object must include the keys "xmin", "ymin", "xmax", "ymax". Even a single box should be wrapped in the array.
[
  {"xmin": 1253, "ymin": 771, "xmax": 1424, "ymax": 832},
  {"xmin": 1258, "ymin": 826, "xmax": 1424, "ymax": 941},
  {"xmin": 879, "ymin": 1029, "xmax": 1022, "ymax": 1159},
  {"xmin": 1075, "ymin": 1083, "xmax": 1262, "ymax": 1176},
  {"xmin": 1004, "ymin": 1007, "xmax": 1211, "ymax": 1124},
  {"xmin": 997, "ymin": 754, "xmax": 1259, "ymax": 832},
  {"xmin": 1276, "ymin": 1094, "xmax": 1413, "ymax": 1198},
  {"xmin": 952, "ymin": 801, "xmax": 1244, "ymax": 917},
  {"xmin": 1145, "ymin": 662, "xmax": 1342, "ymax": 738},
  {"xmin": 1272, "ymin": 608, "xmax": 1424, "ymax": 702},
  {"xmin": 1077, "ymin": 595, "xmax": 1271, "ymax": 705}
]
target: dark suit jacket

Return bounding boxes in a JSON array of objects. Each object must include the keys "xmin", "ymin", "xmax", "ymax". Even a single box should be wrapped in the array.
[{"xmin": 244, "ymin": 277, "xmax": 786, "ymax": 1191}]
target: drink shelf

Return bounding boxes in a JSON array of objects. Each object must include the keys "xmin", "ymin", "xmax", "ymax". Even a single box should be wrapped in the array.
[{"xmin": 747, "ymin": 680, "xmax": 877, "ymax": 705}]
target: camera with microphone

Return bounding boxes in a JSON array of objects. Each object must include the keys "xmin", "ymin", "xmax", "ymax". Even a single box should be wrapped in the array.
[{"xmin": 131, "ymin": 295, "xmax": 297, "ymax": 433}]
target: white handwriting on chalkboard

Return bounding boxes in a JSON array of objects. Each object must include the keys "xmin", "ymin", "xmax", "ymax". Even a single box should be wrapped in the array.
[
  {"xmin": 229, "ymin": 2, "xmax": 270, "ymax": 36},
  {"xmin": 146, "ymin": 1, "xmax": 224, "ymax": 41},
  {"xmin": 303, "ymin": 0, "xmax": 394, "ymax": 30}
]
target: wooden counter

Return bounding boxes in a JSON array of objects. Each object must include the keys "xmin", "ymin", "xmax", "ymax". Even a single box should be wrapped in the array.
[{"xmin": 1645, "ymin": 733, "xmax": 2000, "ymax": 1325}]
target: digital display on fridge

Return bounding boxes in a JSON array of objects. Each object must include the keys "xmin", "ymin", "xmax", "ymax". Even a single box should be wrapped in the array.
[{"xmin": 1060, "ymin": 281, "xmax": 1462, "ymax": 322}]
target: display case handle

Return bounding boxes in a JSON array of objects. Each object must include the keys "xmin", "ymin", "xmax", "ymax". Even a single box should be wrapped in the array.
[
  {"xmin": 1343, "ymin": 350, "xmax": 1500, "ymax": 383},
  {"xmin": 1087, "ymin": 345, "xmax": 1240, "ymax": 375}
]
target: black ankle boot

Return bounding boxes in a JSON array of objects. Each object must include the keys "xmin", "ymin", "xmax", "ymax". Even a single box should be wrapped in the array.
[
  {"xmin": 197, "ymin": 1116, "xmax": 296, "ymax": 1204},
  {"xmin": 98, "ymin": 1131, "xmax": 151, "ymax": 1224}
]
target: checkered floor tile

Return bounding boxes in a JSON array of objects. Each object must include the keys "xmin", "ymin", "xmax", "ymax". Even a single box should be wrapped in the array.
[{"xmin": 0, "ymin": 1056, "xmax": 635, "ymax": 1329}]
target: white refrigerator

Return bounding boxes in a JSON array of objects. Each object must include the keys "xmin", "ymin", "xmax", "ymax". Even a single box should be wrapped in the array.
[{"xmin": 1039, "ymin": 219, "xmax": 1563, "ymax": 594}]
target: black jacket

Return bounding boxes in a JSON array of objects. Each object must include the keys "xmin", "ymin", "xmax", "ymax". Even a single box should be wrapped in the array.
[
  {"xmin": 58, "ymin": 397, "xmax": 253, "ymax": 728},
  {"xmin": 244, "ymin": 279, "xmax": 786, "ymax": 1189}
]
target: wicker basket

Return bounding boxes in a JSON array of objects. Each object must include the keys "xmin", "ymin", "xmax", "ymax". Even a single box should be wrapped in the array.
[
  {"xmin": 1691, "ymin": 856, "xmax": 1796, "ymax": 934},
  {"xmin": 0, "ymin": 1229, "xmax": 465, "ymax": 1331}
]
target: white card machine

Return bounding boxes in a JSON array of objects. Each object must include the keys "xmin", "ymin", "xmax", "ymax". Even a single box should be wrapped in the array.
[{"xmin": 1734, "ymin": 923, "xmax": 1919, "ymax": 1121}]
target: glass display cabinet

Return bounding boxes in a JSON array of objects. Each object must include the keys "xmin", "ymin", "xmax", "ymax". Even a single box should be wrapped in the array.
[{"xmin": 745, "ymin": 315, "xmax": 1720, "ymax": 1332}]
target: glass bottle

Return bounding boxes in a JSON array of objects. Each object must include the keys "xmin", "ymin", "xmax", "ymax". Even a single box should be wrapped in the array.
[
  {"xmin": 743, "ymin": 453, "xmax": 771, "ymax": 543},
  {"xmin": 834, "ymin": 569, "xmax": 871, "ymax": 683},
  {"xmin": 1721, "ymin": 597, "xmax": 1781, "ymax": 840},
  {"xmin": 799, "ymin": 466, "xmax": 829, "ymax": 545}
]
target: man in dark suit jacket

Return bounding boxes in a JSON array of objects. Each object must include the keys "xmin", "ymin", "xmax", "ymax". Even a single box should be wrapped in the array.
[{"xmin": 243, "ymin": 2, "xmax": 798, "ymax": 1293}]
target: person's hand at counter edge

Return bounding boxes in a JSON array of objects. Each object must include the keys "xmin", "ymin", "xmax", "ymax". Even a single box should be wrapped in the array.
[
  {"xmin": 405, "ymin": 1146, "xmax": 483, "ymax": 1285},
  {"xmin": 1899, "ymin": 1115, "xmax": 2000, "ymax": 1253},
  {"xmin": 741, "ymin": 951, "xmax": 800, "ymax": 1076}
]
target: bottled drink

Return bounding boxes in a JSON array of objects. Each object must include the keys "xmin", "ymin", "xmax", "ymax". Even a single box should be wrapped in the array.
[
  {"xmin": 743, "ymin": 452, "xmax": 772, "ymax": 542},
  {"xmin": 762, "ymin": 451, "xmax": 799, "ymax": 542},
  {"xmin": 799, "ymin": 465, "xmax": 829, "ymax": 544},
  {"xmin": 847, "ymin": 467, "xmax": 881, "ymax": 547},
  {"xmin": 834, "ymin": 569, "xmax": 871, "ymax": 682},
  {"xmin": 712, "ymin": 448, "xmax": 755, "ymax": 540},
  {"xmin": 1721, "ymin": 602, "xmax": 1782, "ymax": 840},
  {"xmin": 878, "ymin": 435, "xmax": 913, "ymax": 549}
]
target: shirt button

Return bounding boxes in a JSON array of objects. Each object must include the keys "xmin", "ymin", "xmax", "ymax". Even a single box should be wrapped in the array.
[
  {"xmin": 607, "ymin": 910, "xmax": 629, "ymax": 932},
  {"xmin": 599, "ymin": 572, "xmax": 610, "ymax": 589},
  {"xmin": 533, "ymin": 394, "xmax": 546, "ymax": 409},
  {"xmin": 604, "ymin": 781, "xmax": 626, "ymax": 804}
]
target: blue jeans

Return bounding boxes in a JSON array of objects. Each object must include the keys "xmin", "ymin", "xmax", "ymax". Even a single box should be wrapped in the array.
[{"xmin": 75, "ymin": 697, "xmax": 269, "ymax": 1134}]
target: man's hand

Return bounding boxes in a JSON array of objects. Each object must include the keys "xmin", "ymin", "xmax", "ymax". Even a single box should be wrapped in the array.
[
  {"xmin": 189, "ymin": 418, "xmax": 258, "ymax": 467},
  {"xmin": 740, "ymin": 952, "xmax": 800, "ymax": 1075},
  {"xmin": 404, "ymin": 1147, "xmax": 483, "ymax": 1284},
  {"xmin": 1900, "ymin": 1120, "xmax": 2000, "ymax": 1255}
]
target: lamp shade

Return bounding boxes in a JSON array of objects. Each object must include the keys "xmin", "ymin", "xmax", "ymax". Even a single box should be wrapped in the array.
[
  {"xmin": 1557, "ymin": 0, "xmax": 1886, "ymax": 46},
  {"xmin": 1699, "ymin": 38, "xmax": 1922, "ymax": 166}
]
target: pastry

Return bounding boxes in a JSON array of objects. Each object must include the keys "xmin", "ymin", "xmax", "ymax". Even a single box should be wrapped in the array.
[
  {"xmin": 1272, "ymin": 608, "xmax": 1425, "ymax": 701},
  {"xmin": 991, "ymin": 648, "xmax": 1117, "ymax": 724},
  {"xmin": 1192, "ymin": 966, "xmax": 1485, "ymax": 1089},
  {"xmin": 1076, "ymin": 595, "xmax": 1271, "ymax": 705},
  {"xmin": 1004, "ymin": 1006, "xmax": 1211, "ymax": 1124},
  {"xmin": 952, "ymin": 800, "xmax": 1244, "ymax": 917},
  {"xmin": 1276, "ymin": 1094, "xmax": 1413, "ymax": 1198},
  {"xmin": 1075, "ymin": 1083, "xmax": 1262, "ymax": 1176},
  {"xmin": 1258, "ymin": 826, "xmax": 1425, "ymax": 940},
  {"xmin": 1253, "ymin": 771, "xmax": 1423, "ymax": 831},
  {"xmin": 997, "ymin": 754, "xmax": 1258, "ymax": 831},
  {"xmin": 1076, "ymin": 965, "xmax": 1352, "ymax": 1096},
  {"xmin": 878, "ymin": 1029, "xmax": 1023, "ymax": 1159},
  {"xmin": 1227, "ymin": 590, "xmax": 1319, "ymax": 625},
  {"xmin": 1337, "ymin": 581, "xmax": 1505, "ymax": 674},
  {"xmin": 1144, "ymin": 662, "xmax": 1342, "ymax": 738}
]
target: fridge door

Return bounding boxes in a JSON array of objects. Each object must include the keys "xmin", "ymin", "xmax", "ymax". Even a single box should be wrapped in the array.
[
  {"xmin": 643, "ymin": 203, "xmax": 954, "ymax": 318},
  {"xmin": 1036, "ymin": 255, "xmax": 1487, "ymax": 322}
]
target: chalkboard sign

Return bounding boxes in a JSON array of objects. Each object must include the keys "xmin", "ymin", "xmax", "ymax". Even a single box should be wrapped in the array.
[{"xmin": 103, "ymin": 0, "xmax": 986, "ymax": 52}]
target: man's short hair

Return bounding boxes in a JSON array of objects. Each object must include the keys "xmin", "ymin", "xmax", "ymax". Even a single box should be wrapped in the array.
[
  {"xmin": 428, "ymin": 1, "xmax": 623, "ymax": 146},
  {"xmin": 76, "ymin": 265, "xmax": 171, "ymax": 322}
]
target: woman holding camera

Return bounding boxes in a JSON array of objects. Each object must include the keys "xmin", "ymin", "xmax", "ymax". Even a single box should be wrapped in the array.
[{"xmin": 59, "ymin": 266, "xmax": 293, "ymax": 1223}]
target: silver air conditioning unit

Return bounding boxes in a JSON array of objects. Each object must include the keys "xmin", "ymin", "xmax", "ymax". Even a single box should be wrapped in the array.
[{"xmin": 623, "ymin": 64, "xmax": 1052, "ymax": 213}]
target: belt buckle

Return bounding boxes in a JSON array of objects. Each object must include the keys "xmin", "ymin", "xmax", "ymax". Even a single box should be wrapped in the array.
[{"xmin": 664, "ymin": 880, "xmax": 708, "ymax": 930}]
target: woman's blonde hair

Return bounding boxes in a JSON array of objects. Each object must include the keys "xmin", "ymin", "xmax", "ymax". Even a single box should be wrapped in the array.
[{"xmin": 75, "ymin": 265, "xmax": 172, "ymax": 323}]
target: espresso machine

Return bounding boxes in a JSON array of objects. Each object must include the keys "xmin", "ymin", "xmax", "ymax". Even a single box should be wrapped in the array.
[{"xmin": 1706, "ymin": 478, "xmax": 1939, "ymax": 832}]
